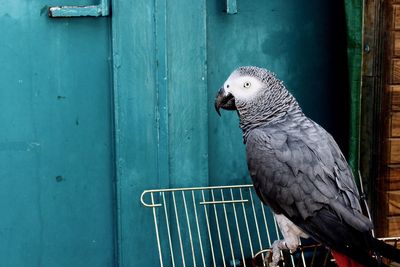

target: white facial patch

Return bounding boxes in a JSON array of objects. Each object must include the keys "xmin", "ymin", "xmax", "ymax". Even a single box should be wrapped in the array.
[{"xmin": 223, "ymin": 71, "xmax": 264, "ymax": 102}]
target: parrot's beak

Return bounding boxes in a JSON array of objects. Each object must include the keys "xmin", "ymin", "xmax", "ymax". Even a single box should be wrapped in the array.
[{"xmin": 215, "ymin": 87, "xmax": 236, "ymax": 116}]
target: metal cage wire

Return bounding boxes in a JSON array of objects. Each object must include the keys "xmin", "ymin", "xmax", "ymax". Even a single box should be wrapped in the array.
[{"xmin": 140, "ymin": 184, "xmax": 335, "ymax": 267}]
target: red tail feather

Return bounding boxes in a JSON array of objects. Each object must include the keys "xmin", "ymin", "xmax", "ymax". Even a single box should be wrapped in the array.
[{"xmin": 331, "ymin": 250, "xmax": 364, "ymax": 267}]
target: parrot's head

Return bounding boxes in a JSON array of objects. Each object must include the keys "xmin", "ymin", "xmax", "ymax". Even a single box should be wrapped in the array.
[
  {"xmin": 215, "ymin": 66, "xmax": 300, "ymax": 137},
  {"xmin": 215, "ymin": 66, "xmax": 286, "ymax": 116}
]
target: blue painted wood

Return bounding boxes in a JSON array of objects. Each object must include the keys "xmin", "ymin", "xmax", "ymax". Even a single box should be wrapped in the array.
[
  {"xmin": 111, "ymin": 1, "xmax": 160, "ymax": 266},
  {"xmin": 167, "ymin": 0, "xmax": 208, "ymax": 188},
  {"xmin": 0, "ymin": 1, "xmax": 115, "ymax": 266},
  {"xmin": 155, "ymin": 0, "xmax": 170, "ymax": 192},
  {"xmin": 112, "ymin": 0, "xmax": 209, "ymax": 265},
  {"xmin": 166, "ymin": 0, "xmax": 208, "ymax": 265}
]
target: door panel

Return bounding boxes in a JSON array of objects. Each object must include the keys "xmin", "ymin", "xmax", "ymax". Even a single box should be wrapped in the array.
[
  {"xmin": 0, "ymin": 1, "xmax": 115, "ymax": 266},
  {"xmin": 111, "ymin": 0, "xmax": 209, "ymax": 265}
]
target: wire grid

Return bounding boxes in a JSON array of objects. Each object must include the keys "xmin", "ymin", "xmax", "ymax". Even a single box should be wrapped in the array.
[{"xmin": 140, "ymin": 184, "xmax": 333, "ymax": 267}]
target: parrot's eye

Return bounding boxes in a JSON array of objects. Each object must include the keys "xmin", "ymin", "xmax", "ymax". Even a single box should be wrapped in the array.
[
  {"xmin": 244, "ymin": 82, "xmax": 251, "ymax": 88},
  {"xmin": 226, "ymin": 84, "xmax": 230, "ymax": 88}
]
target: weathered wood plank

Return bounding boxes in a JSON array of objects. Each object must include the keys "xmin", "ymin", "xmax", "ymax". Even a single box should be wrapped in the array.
[
  {"xmin": 388, "ymin": 165, "xmax": 400, "ymax": 190},
  {"xmin": 376, "ymin": 2, "xmax": 400, "ymax": 237},
  {"xmin": 388, "ymin": 216, "xmax": 400, "ymax": 236},
  {"xmin": 167, "ymin": 0, "xmax": 208, "ymax": 188},
  {"xmin": 390, "ymin": 85, "xmax": 400, "ymax": 111},
  {"xmin": 389, "ymin": 138, "xmax": 400, "ymax": 163},
  {"xmin": 394, "ymin": 5, "xmax": 400, "ymax": 30},
  {"xmin": 390, "ymin": 139, "xmax": 400, "ymax": 164},
  {"xmin": 392, "ymin": 59, "xmax": 400, "ymax": 84},
  {"xmin": 377, "ymin": 189, "xmax": 389, "ymax": 236},
  {"xmin": 111, "ymin": 1, "xmax": 161, "ymax": 266},
  {"xmin": 388, "ymin": 191, "xmax": 400, "ymax": 215},
  {"xmin": 391, "ymin": 112, "xmax": 400, "ymax": 137},
  {"xmin": 394, "ymin": 32, "xmax": 400, "ymax": 57}
]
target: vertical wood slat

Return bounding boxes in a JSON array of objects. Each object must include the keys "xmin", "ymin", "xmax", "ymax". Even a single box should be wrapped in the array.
[
  {"xmin": 394, "ymin": 5, "xmax": 400, "ymax": 30},
  {"xmin": 388, "ymin": 191, "xmax": 400, "ymax": 216},
  {"xmin": 392, "ymin": 7, "xmax": 400, "ymax": 84},
  {"xmin": 390, "ymin": 85, "xmax": 400, "ymax": 111},
  {"xmin": 112, "ymin": 0, "xmax": 208, "ymax": 265},
  {"xmin": 388, "ymin": 216, "xmax": 400, "ymax": 236},
  {"xmin": 388, "ymin": 138, "xmax": 400, "ymax": 163},
  {"xmin": 375, "ymin": 0, "xmax": 400, "ymax": 237},
  {"xmin": 155, "ymin": 0, "xmax": 170, "ymax": 190},
  {"xmin": 166, "ymin": 2, "xmax": 208, "ymax": 265},
  {"xmin": 167, "ymin": 0, "xmax": 208, "ymax": 185},
  {"xmin": 387, "ymin": 3, "xmax": 400, "ymax": 236},
  {"xmin": 390, "ymin": 113, "xmax": 400, "ymax": 137},
  {"xmin": 393, "ymin": 32, "xmax": 400, "ymax": 57},
  {"xmin": 391, "ymin": 59, "xmax": 400, "ymax": 84},
  {"xmin": 111, "ymin": 1, "xmax": 163, "ymax": 266},
  {"xmin": 388, "ymin": 166, "xmax": 400, "ymax": 190}
]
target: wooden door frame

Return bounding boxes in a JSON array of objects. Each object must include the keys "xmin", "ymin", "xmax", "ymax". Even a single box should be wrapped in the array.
[{"xmin": 360, "ymin": 0, "xmax": 392, "ymax": 236}]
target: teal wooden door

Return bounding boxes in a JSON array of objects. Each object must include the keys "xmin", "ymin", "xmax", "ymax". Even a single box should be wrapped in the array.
[{"xmin": 0, "ymin": 1, "xmax": 115, "ymax": 266}]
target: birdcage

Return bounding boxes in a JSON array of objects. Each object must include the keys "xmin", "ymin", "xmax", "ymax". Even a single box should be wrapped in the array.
[
  {"xmin": 141, "ymin": 184, "xmax": 400, "ymax": 267},
  {"xmin": 140, "ymin": 184, "xmax": 338, "ymax": 267}
]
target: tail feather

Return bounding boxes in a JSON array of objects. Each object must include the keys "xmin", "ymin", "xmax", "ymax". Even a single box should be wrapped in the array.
[
  {"xmin": 370, "ymin": 237, "xmax": 400, "ymax": 263},
  {"xmin": 332, "ymin": 246, "xmax": 390, "ymax": 267},
  {"xmin": 333, "ymin": 236, "xmax": 400, "ymax": 266},
  {"xmin": 331, "ymin": 250, "xmax": 364, "ymax": 267}
]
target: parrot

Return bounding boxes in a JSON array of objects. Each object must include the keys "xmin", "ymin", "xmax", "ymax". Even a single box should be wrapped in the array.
[{"xmin": 214, "ymin": 66, "xmax": 400, "ymax": 267}]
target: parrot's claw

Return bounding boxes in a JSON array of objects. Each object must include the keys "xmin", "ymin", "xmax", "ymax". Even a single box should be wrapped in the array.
[{"xmin": 262, "ymin": 242, "xmax": 282, "ymax": 267}]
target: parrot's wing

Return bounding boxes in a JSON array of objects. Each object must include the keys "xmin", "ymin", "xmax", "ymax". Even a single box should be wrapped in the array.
[
  {"xmin": 245, "ymin": 122, "xmax": 379, "ymax": 265},
  {"xmin": 246, "ymin": 122, "xmax": 372, "ymax": 234}
]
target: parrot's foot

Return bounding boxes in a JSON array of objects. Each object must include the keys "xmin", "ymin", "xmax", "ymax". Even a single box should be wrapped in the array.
[
  {"xmin": 265, "ymin": 239, "xmax": 299, "ymax": 267},
  {"xmin": 264, "ymin": 240, "xmax": 283, "ymax": 267},
  {"xmin": 262, "ymin": 250, "xmax": 277, "ymax": 267},
  {"xmin": 263, "ymin": 214, "xmax": 305, "ymax": 266}
]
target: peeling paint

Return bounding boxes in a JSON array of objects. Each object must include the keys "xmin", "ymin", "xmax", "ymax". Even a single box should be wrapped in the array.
[
  {"xmin": 48, "ymin": 6, "xmax": 101, "ymax": 18},
  {"xmin": 48, "ymin": 1, "xmax": 109, "ymax": 18}
]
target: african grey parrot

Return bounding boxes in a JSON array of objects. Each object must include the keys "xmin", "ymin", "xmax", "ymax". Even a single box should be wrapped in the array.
[{"xmin": 214, "ymin": 66, "xmax": 400, "ymax": 267}]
